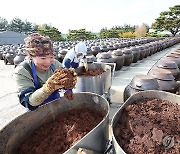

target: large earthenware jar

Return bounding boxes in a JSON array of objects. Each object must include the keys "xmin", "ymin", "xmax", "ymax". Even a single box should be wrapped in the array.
[
  {"xmin": 121, "ymin": 48, "xmax": 133, "ymax": 66},
  {"xmin": 161, "ymin": 55, "xmax": 180, "ymax": 69},
  {"xmin": 123, "ymin": 75, "xmax": 159, "ymax": 101},
  {"xmin": 0, "ymin": 50, "xmax": 3, "ymax": 60},
  {"xmin": 13, "ymin": 49, "xmax": 27, "ymax": 66},
  {"xmin": 143, "ymin": 45, "xmax": 151, "ymax": 58},
  {"xmin": 58, "ymin": 49, "xmax": 68, "ymax": 63},
  {"xmin": 113, "ymin": 43, "xmax": 119, "ymax": 50},
  {"xmin": 166, "ymin": 52, "xmax": 180, "ymax": 66},
  {"xmin": 5, "ymin": 50, "xmax": 16, "ymax": 65},
  {"xmin": 153, "ymin": 60, "xmax": 180, "ymax": 80},
  {"xmin": 147, "ymin": 43, "xmax": 155, "ymax": 55},
  {"xmin": 148, "ymin": 69, "xmax": 178, "ymax": 93},
  {"xmin": 129, "ymin": 47, "xmax": 140, "ymax": 63},
  {"xmin": 100, "ymin": 45, "xmax": 108, "ymax": 52},
  {"xmin": 138, "ymin": 46, "xmax": 146, "ymax": 60},
  {"xmin": 111, "ymin": 49, "xmax": 125, "ymax": 70},
  {"xmin": 91, "ymin": 46, "xmax": 101, "ymax": 56},
  {"xmin": 86, "ymin": 54, "xmax": 97, "ymax": 63},
  {"xmin": 96, "ymin": 52, "xmax": 114, "ymax": 63}
]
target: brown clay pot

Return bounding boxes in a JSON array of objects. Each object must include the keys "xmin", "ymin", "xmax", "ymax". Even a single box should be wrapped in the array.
[
  {"xmin": 129, "ymin": 47, "xmax": 140, "ymax": 63},
  {"xmin": 161, "ymin": 55, "xmax": 180, "ymax": 68},
  {"xmin": 91, "ymin": 46, "xmax": 101, "ymax": 56},
  {"xmin": 111, "ymin": 49, "xmax": 125, "ymax": 70},
  {"xmin": 58, "ymin": 49, "xmax": 67, "ymax": 63},
  {"xmin": 148, "ymin": 69, "xmax": 178, "ymax": 93},
  {"xmin": 143, "ymin": 45, "xmax": 151, "ymax": 58},
  {"xmin": 13, "ymin": 50, "xmax": 27, "ymax": 66},
  {"xmin": 137, "ymin": 46, "xmax": 146, "ymax": 60},
  {"xmin": 5, "ymin": 50, "xmax": 16, "ymax": 65},
  {"xmin": 154, "ymin": 60, "xmax": 180, "ymax": 80},
  {"xmin": 147, "ymin": 43, "xmax": 155, "ymax": 55},
  {"xmin": 86, "ymin": 55, "xmax": 97, "ymax": 63},
  {"xmin": 96, "ymin": 52, "xmax": 114, "ymax": 63},
  {"xmin": 122, "ymin": 48, "xmax": 133, "ymax": 66},
  {"xmin": 123, "ymin": 75, "xmax": 159, "ymax": 101}
]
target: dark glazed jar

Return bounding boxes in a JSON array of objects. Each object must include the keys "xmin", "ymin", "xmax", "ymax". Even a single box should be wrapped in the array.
[
  {"xmin": 13, "ymin": 49, "xmax": 27, "ymax": 66},
  {"xmin": 154, "ymin": 60, "xmax": 180, "ymax": 80},
  {"xmin": 5, "ymin": 50, "xmax": 16, "ymax": 65},
  {"xmin": 91, "ymin": 46, "xmax": 101, "ymax": 56},
  {"xmin": 123, "ymin": 75, "xmax": 159, "ymax": 101},
  {"xmin": 138, "ymin": 46, "xmax": 146, "ymax": 60},
  {"xmin": 100, "ymin": 45, "xmax": 108, "ymax": 52},
  {"xmin": 148, "ymin": 43, "xmax": 155, "ymax": 55},
  {"xmin": 58, "ymin": 49, "xmax": 67, "ymax": 63},
  {"xmin": 163, "ymin": 54, "xmax": 180, "ymax": 68},
  {"xmin": 107, "ymin": 45, "xmax": 115, "ymax": 51},
  {"xmin": 129, "ymin": 47, "xmax": 140, "ymax": 63},
  {"xmin": 113, "ymin": 44, "xmax": 119, "ymax": 50},
  {"xmin": 0, "ymin": 50, "xmax": 3, "ymax": 60},
  {"xmin": 96, "ymin": 52, "xmax": 114, "ymax": 63},
  {"xmin": 148, "ymin": 69, "xmax": 178, "ymax": 93},
  {"xmin": 111, "ymin": 49, "xmax": 125, "ymax": 70},
  {"xmin": 86, "ymin": 55, "xmax": 97, "ymax": 63},
  {"xmin": 143, "ymin": 45, "xmax": 151, "ymax": 58},
  {"xmin": 121, "ymin": 48, "xmax": 133, "ymax": 66}
]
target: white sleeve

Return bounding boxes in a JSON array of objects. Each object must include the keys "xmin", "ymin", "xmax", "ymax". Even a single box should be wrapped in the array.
[
  {"xmin": 64, "ymin": 49, "xmax": 75, "ymax": 61},
  {"xmin": 63, "ymin": 49, "xmax": 79, "ymax": 66}
]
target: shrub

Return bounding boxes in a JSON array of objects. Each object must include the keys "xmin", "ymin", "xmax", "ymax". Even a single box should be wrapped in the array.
[{"xmin": 119, "ymin": 32, "xmax": 136, "ymax": 38}]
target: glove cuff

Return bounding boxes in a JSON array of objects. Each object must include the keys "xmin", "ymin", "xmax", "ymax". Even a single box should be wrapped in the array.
[
  {"xmin": 42, "ymin": 83, "xmax": 55, "ymax": 94},
  {"xmin": 66, "ymin": 89, "xmax": 73, "ymax": 93},
  {"xmin": 29, "ymin": 86, "xmax": 53, "ymax": 106}
]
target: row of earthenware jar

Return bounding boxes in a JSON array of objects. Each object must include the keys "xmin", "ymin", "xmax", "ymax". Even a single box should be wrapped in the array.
[
  {"xmin": 88, "ymin": 37, "xmax": 180, "ymax": 71},
  {"xmin": 123, "ymin": 48, "xmax": 180, "ymax": 101},
  {"xmin": 0, "ymin": 37, "xmax": 180, "ymax": 68}
]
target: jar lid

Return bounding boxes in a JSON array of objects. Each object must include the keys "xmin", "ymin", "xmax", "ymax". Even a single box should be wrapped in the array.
[
  {"xmin": 112, "ymin": 49, "xmax": 123, "ymax": 56},
  {"xmin": 129, "ymin": 75, "xmax": 159, "ymax": 90},
  {"xmin": 96, "ymin": 52, "xmax": 112, "ymax": 59},
  {"xmin": 122, "ymin": 49, "xmax": 132, "ymax": 54},
  {"xmin": 156, "ymin": 60, "xmax": 178, "ymax": 69},
  {"xmin": 148, "ymin": 68, "xmax": 175, "ymax": 81}
]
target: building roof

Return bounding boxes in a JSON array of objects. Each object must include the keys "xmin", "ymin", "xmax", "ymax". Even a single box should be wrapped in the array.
[{"xmin": 0, "ymin": 31, "xmax": 27, "ymax": 45}]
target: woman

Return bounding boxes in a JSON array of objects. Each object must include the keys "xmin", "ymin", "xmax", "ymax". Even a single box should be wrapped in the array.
[
  {"xmin": 63, "ymin": 41, "xmax": 88, "ymax": 69},
  {"xmin": 13, "ymin": 33, "xmax": 76, "ymax": 111}
]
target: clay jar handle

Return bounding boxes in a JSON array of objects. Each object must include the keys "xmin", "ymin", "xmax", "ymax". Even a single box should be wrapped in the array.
[{"xmin": 136, "ymin": 84, "xmax": 142, "ymax": 88}]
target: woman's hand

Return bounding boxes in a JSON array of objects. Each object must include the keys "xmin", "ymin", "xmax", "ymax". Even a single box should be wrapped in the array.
[{"xmin": 43, "ymin": 68, "xmax": 77, "ymax": 93}]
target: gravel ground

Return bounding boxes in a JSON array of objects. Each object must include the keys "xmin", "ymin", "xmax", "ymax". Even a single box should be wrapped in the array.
[
  {"xmin": 0, "ymin": 61, "xmax": 17, "ymax": 97},
  {"xmin": 0, "ymin": 61, "xmax": 26, "ymax": 130}
]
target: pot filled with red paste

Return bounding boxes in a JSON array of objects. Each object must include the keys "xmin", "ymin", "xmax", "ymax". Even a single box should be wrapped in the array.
[
  {"xmin": 111, "ymin": 90, "xmax": 180, "ymax": 154},
  {"xmin": 0, "ymin": 93, "xmax": 109, "ymax": 154},
  {"xmin": 74, "ymin": 63, "xmax": 111, "ymax": 96}
]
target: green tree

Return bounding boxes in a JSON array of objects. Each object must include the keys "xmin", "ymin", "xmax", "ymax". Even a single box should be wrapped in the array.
[
  {"xmin": 67, "ymin": 29, "xmax": 96, "ymax": 40},
  {"xmin": 100, "ymin": 29, "xmax": 119, "ymax": 38},
  {"xmin": 111, "ymin": 24, "xmax": 136, "ymax": 33},
  {"xmin": 31, "ymin": 24, "xmax": 39, "ymax": 33},
  {"xmin": 8, "ymin": 17, "xmax": 24, "ymax": 33},
  {"xmin": 37, "ymin": 25, "xmax": 63, "ymax": 41},
  {"xmin": 153, "ymin": 5, "xmax": 180, "ymax": 36},
  {"xmin": 0, "ymin": 17, "xmax": 8, "ymax": 31},
  {"xmin": 22, "ymin": 20, "xmax": 33, "ymax": 34}
]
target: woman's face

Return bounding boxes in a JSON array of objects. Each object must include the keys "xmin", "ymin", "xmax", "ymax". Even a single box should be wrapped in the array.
[{"xmin": 32, "ymin": 54, "xmax": 54, "ymax": 71}]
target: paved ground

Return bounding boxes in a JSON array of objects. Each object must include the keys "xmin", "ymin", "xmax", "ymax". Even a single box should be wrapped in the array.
[{"xmin": 0, "ymin": 43, "xmax": 180, "ymax": 130}]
